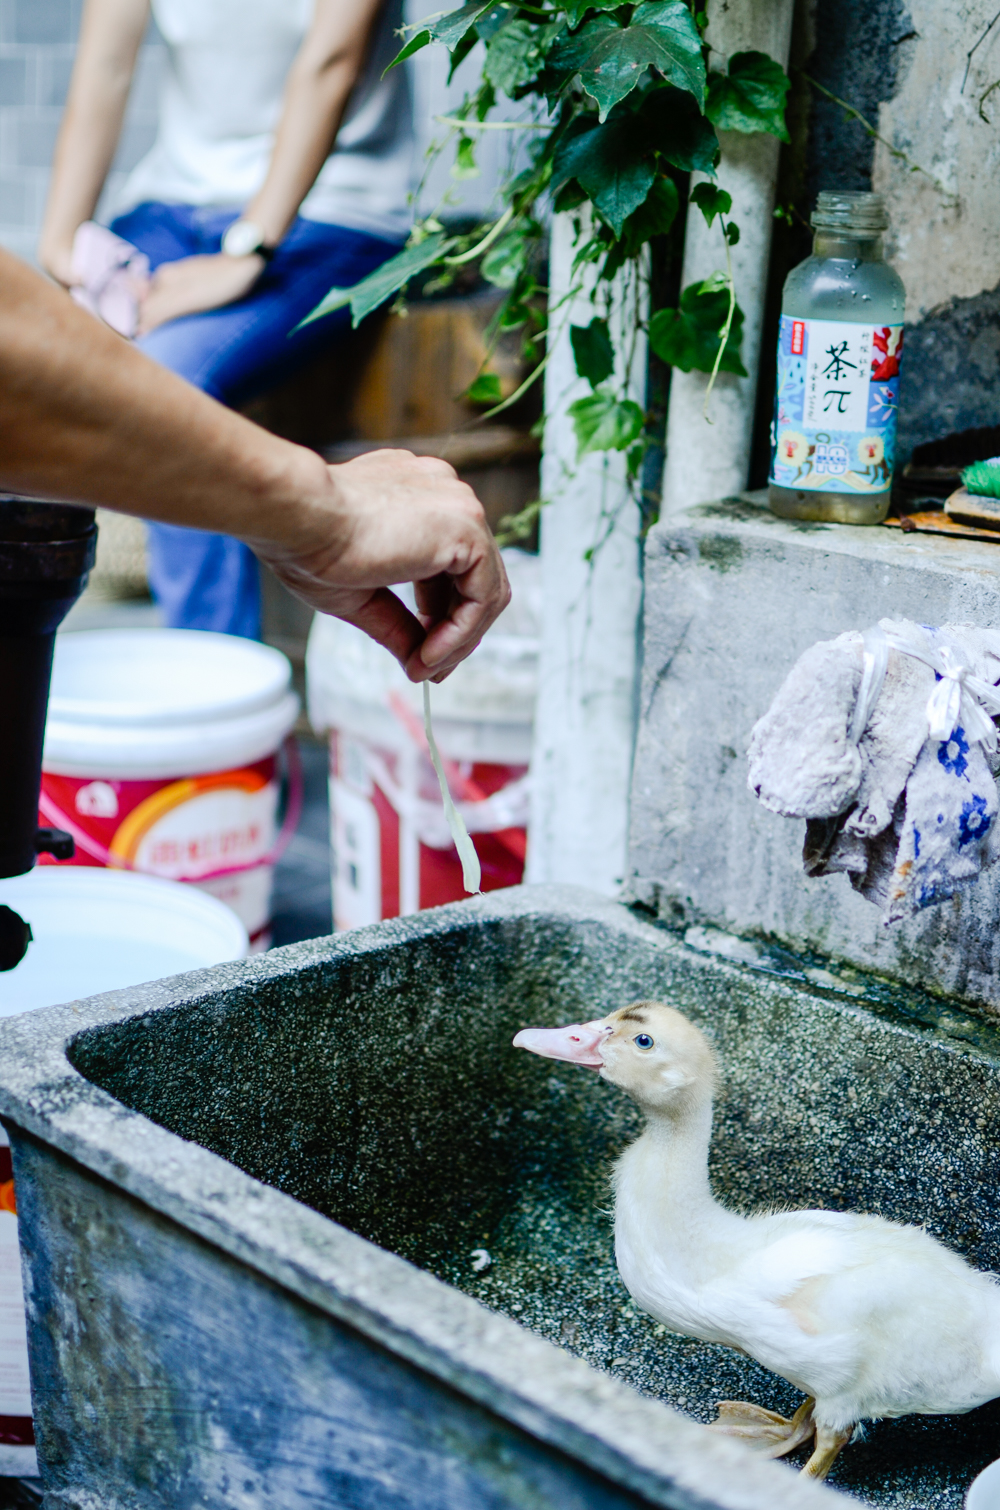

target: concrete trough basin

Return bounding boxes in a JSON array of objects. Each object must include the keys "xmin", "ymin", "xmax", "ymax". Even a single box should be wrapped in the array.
[{"xmin": 0, "ymin": 886, "xmax": 998, "ymax": 1510}]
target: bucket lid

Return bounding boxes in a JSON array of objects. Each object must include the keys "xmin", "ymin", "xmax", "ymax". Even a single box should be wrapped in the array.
[
  {"xmin": 45, "ymin": 629, "xmax": 299, "ymax": 778},
  {"xmin": 0, "ymin": 867, "xmax": 248, "ymax": 1014},
  {"xmin": 50, "ymin": 629, "xmax": 291, "ymax": 725}
]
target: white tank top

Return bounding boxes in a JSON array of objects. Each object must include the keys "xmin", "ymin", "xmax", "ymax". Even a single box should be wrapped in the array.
[{"xmin": 115, "ymin": 0, "xmax": 414, "ymax": 241}]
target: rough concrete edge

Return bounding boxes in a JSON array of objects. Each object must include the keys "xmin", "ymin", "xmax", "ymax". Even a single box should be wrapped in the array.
[
  {"xmin": 648, "ymin": 498, "xmax": 1000, "ymax": 581},
  {"xmin": 625, "ymin": 875, "xmax": 1000, "ymax": 1069},
  {"xmin": 0, "ymin": 885, "xmax": 837, "ymax": 1510}
]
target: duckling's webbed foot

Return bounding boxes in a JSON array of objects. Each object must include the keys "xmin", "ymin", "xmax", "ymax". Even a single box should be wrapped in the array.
[
  {"xmin": 707, "ymin": 1397, "xmax": 816, "ymax": 1459},
  {"xmin": 801, "ymin": 1422, "xmax": 853, "ymax": 1479}
]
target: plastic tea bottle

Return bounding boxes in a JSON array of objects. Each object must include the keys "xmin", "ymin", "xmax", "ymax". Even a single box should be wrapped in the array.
[{"xmin": 768, "ymin": 191, "xmax": 905, "ymax": 524}]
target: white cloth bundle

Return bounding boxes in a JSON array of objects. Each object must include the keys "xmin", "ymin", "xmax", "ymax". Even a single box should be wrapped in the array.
[{"xmin": 747, "ymin": 620, "xmax": 1000, "ymax": 921}]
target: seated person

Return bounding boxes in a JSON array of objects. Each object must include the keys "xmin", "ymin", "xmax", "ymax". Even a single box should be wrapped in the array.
[{"xmin": 40, "ymin": 0, "xmax": 413, "ymax": 639}]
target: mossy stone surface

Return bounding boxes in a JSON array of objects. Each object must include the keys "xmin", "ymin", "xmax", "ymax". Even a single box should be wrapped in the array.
[{"xmin": 35, "ymin": 886, "xmax": 1000, "ymax": 1508}]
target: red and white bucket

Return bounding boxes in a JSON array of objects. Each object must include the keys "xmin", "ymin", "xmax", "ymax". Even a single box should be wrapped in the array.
[
  {"xmin": 39, "ymin": 630, "xmax": 300, "ymax": 948},
  {"xmin": 307, "ymin": 550, "xmax": 539, "ymax": 931}
]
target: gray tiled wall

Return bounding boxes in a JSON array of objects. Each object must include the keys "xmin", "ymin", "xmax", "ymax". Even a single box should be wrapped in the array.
[{"xmin": 0, "ymin": 0, "xmax": 161, "ymax": 265}]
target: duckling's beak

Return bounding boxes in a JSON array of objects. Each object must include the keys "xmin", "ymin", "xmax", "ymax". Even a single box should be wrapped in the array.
[{"xmin": 512, "ymin": 1020, "xmax": 607, "ymax": 1068}]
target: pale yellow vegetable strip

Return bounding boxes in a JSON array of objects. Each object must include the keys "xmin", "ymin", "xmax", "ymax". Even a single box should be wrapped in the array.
[{"xmin": 423, "ymin": 681, "xmax": 482, "ymax": 895}]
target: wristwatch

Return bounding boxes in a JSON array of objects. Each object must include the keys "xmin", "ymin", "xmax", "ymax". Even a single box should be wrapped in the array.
[{"xmin": 221, "ymin": 219, "xmax": 276, "ymax": 261}]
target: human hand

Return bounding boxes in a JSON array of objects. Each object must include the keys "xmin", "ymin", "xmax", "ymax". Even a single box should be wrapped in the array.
[
  {"xmin": 250, "ymin": 449, "xmax": 511, "ymax": 682},
  {"xmin": 0, "ymin": 253, "xmax": 507, "ymax": 676},
  {"xmin": 137, "ymin": 253, "xmax": 264, "ymax": 334},
  {"xmin": 39, "ymin": 237, "xmax": 76, "ymax": 289}
]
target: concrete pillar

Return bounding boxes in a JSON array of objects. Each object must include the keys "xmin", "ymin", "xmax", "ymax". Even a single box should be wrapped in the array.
[
  {"xmin": 872, "ymin": 0, "xmax": 1000, "ymax": 456},
  {"xmin": 661, "ymin": 0, "xmax": 795, "ymax": 514},
  {"xmin": 525, "ymin": 214, "xmax": 645, "ymax": 893}
]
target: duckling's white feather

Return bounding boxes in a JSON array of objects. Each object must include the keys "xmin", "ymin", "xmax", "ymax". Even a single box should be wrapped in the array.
[{"xmin": 602, "ymin": 1005, "xmax": 1000, "ymax": 1436}]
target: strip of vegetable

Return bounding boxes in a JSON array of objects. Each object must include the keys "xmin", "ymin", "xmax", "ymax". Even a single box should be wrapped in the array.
[{"xmin": 424, "ymin": 682, "xmax": 482, "ymax": 895}]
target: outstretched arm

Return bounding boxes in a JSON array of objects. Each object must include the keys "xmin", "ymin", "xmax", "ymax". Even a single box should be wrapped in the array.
[{"xmin": 0, "ymin": 250, "xmax": 509, "ymax": 680}]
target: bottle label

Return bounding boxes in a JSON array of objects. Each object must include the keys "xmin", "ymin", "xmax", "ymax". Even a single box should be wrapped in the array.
[{"xmin": 769, "ymin": 315, "xmax": 903, "ymax": 494}]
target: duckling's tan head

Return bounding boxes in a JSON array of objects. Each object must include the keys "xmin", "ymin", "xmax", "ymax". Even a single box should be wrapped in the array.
[{"xmin": 514, "ymin": 1001, "xmax": 716, "ymax": 1114}]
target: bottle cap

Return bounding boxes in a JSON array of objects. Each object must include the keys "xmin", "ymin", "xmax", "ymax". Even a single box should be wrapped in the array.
[{"xmin": 811, "ymin": 190, "xmax": 889, "ymax": 233}]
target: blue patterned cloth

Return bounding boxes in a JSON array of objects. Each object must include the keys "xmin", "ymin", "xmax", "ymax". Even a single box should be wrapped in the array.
[{"xmin": 748, "ymin": 620, "xmax": 1000, "ymax": 923}]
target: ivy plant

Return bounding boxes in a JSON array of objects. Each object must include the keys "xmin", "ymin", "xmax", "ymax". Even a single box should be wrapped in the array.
[{"xmin": 303, "ymin": 3, "xmax": 790, "ymax": 537}]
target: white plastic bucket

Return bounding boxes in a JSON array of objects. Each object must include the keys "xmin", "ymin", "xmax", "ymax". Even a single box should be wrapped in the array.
[
  {"xmin": 0, "ymin": 865, "xmax": 248, "ymax": 1475},
  {"xmin": 40, "ymin": 630, "xmax": 300, "ymax": 947},
  {"xmin": 0, "ymin": 866, "xmax": 248, "ymax": 1013},
  {"xmin": 307, "ymin": 550, "xmax": 539, "ymax": 930},
  {"xmin": 968, "ymin": 1460, "xmax": 1000, "ymax": 1510}
]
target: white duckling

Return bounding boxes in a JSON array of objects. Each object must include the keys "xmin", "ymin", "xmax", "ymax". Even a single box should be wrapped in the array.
[{"xmin": 514, "ymin": 1001, "xmax": 1000, "ymax": 1480}]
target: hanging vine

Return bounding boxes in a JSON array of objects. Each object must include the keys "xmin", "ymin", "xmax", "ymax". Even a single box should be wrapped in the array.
[{"xmin": 302, "ymin": 0, "xmax": 791, "ymax": 530}]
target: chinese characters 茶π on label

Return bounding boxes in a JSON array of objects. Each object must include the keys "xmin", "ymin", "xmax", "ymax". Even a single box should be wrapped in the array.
[{"xmin": 769, "ymin": 316, "xmax": 903, "ymax": 495}]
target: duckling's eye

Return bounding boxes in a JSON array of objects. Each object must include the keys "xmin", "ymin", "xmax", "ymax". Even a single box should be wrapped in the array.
[{"xmin": 633, "ymin": 1033, "xmax": 654, "ymax": 1050}]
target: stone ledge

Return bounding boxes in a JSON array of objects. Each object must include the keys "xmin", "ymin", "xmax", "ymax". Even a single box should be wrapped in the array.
[{"xmin": 630, "ymin": 491, "xmax": 1000, "ymax": 1012}]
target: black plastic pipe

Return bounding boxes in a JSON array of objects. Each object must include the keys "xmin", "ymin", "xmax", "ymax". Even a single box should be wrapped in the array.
[{"xmin": 0, "ymin": 498, "xmax": 96, "ymax": 882}]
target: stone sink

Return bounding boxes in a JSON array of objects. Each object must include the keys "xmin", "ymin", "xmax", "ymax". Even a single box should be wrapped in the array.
[{"xmin": 0, "ymin": 885, "xmax": 997, "ymax": 1509}]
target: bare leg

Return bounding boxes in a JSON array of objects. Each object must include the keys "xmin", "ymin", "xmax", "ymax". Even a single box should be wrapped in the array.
[
  {"xmin": 802, "ymin": 1423, "xmax": 853, "ymax": 1479},
  {"xmin": 707, "ymin": 1396, "xmax": 816, "ymax": 1458}
]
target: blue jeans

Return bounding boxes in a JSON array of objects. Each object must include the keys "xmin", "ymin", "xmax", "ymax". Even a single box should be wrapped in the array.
[{"xmin": 110, "ymin": 202, "xmax": 401, "ymax": 637}]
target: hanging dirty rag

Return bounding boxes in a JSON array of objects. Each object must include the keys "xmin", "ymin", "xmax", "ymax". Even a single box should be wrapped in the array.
[{"xmin": 747, "ymin": 620, "xmax": 1000, "ymax": 922}]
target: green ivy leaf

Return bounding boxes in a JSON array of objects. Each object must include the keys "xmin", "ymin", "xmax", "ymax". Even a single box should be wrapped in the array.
[
  {"xmin": 451, "ymin": 135, "xmax": 480, "ymax": 179},
  {"xmin": 706, "ymin": 50, "xmax": 790, "ymax": 140},
  {"xmin": 433, "ymin": 0, "xmax": 497, "ymax": 48},
  {"xmin": 552, "ymin": 178, "xmax": 588, "ymax": 213},
  {"xmin": 498, "ymin": 296, "xmax": 533, "ymax": 329},
  {"xmin": 448, "ymin": 29, "xmax": 481, "ymax": 80},
  {"xmin": 562, "ymin": 0, "xmax": 626, "ymax": 26},
  {"xmin": 639, "ymin": 84, "xmax": 720, "ymax": 173},
  {"xmin": 648, "ymin": 279, "xmax": 747, "ymax": 375},
  {"xmin": 553, "ymin": 117, "xmax": 655, "ymax": 236},
  {"xmin": 621, "ymin": 173, "xmax": 679, "ymax": 242},
  {"xmin": 568, "ymin": 389, "xmax": 645, "ymax": 456},
  {"xmin": 299, "ymin": 233, "xmax": 455, "ymax": 329},
  {"xmin": 626, "ymin": 0, "xmax": 706, "ymax": 101},
  {"xmin": 571, "ymin": 317, "xmax": 615, "ymax": 388},
  {"xmin": 481, "ymin": 230, "xmax": 528, "ymax": 288},
  {"xmin": 384, "ymin": 1, "xmax": 495, "ymax": 72},
  {"xmin": 466, "ymin": 372, "xmax": 503, "ymax": 403},
  {"xmin": 601, "ymin": 174, "xmax": 678, "ymax": 278},
  {"xmin": 475, "ymin": 4, "xmax": 514, "ymax": 42},
  {"xmin": 384, "ymin": 29, "xmax": 431, "ymax": 71},
  {"xmin": 549, "ymin": 2, "xmax": 705, "ymax": 122},
  {"xmin": 690, "ymin": 181, "xmax": 731, "ymax": 226},
  {"xmin": 485, "ymin": 19, "xmax": 542, "ymax": 92}
]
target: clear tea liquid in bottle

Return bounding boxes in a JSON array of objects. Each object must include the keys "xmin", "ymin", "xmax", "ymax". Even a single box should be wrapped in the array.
[{"xmin": 768, "ymin": 191, "xmax": 905, "ymax": 524}]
